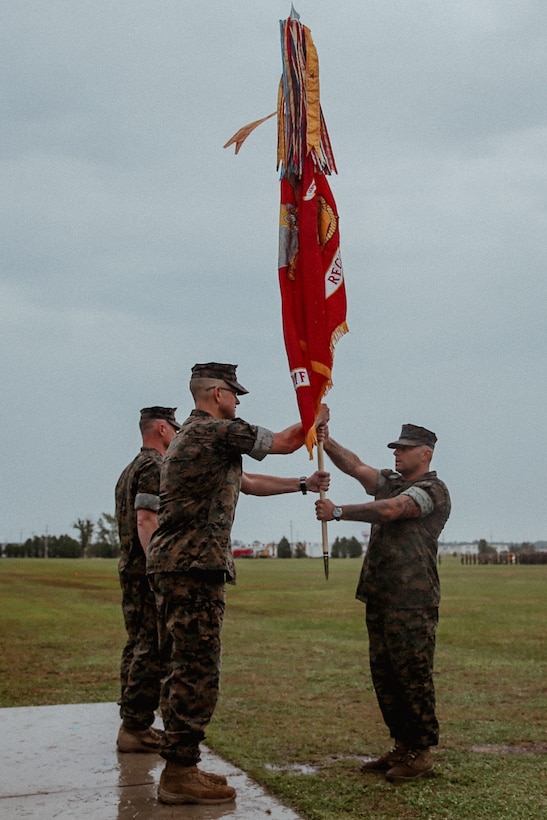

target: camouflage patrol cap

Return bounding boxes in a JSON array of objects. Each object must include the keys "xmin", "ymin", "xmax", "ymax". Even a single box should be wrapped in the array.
[
  {"xmin": 388, "ymin": 424, "xmax": 437, "ymax": 449},
  {"xmin": 190, "ymin": 362, "xmax": 249, "ymax": 395},
  {"xmin": 140, "ymin": 406, "xmax": 181, "ymax": 431}
]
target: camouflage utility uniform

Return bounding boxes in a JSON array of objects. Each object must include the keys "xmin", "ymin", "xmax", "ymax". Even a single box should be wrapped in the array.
[
  {"xmin": 356, "ymin": 469, "xmax": 451, "ymax": 749},
  {"xmin": 115, "ymin": 447, "xmax": 163, "ymax": 731},
  {"xmin": 147, "ymin": 409, "xmax": 273, "ymax": 764}
]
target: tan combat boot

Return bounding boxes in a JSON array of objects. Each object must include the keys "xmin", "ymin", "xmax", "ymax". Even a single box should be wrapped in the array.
[
  {"xmin": 360, "ymin": 740, "xmax": 407, "ymax": 773},
  {"xmin": 117, "ymin": 724, "xmax": 162, "ymax": 753},
  {"xmin": 198, "ymin": 768, "xmax": 228, "ymax": 785},
  {"xmin": 386, "ymin": 747, "xmax": 434, "ymax": 783},
  {"xmin": 158, "ymin": 761, "xmax": 236, "ymax": 805}
]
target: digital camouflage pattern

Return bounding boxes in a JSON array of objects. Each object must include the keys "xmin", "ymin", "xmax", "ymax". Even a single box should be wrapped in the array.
[
  {"xmin": 118, "ymin": 574, "xmax": 162, "ymax": 730},
  {"xmin": 387, "ymin": 423, "xmax": 437, "ymax": 450},
  {"xmin": 115, "ymin": 447, "xmax": 163, "ymax": 576},
  {"xmin": 190, "ymin": 362, "xmax": 248, "ymax": 394},
  {"xmin": 147, "ymin": 409, "xmax": 273, "ymax": 582},
  {"xmin": 150, "ymin": 572, "xmax": 226, "ymax": 764},
  {"xmin": 356, "ymin": 469, "xmax": 451, "ymax": 608},
  {"xmin": 139, "ymin": 406, "xmax": 180, "ymax": 428},
  {"xmin": 366, "ymin": 607, "xmax": 439, "ymax": 748},
  {"xmin": 146, "ymin": 408, "xmax": 273, "ymax": 763},
  {"xmin": 357, "ymin": 467, "xmax": 450, "ymax": 749},
  {"xmin": 115, "ymin": 447, "xmax": 163, "ymax": 729}
]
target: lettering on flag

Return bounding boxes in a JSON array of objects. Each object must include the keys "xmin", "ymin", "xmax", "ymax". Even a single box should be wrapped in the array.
[
  {"xmin": 291, "ymin": 368, "xmax": 311, "ymax": 390},
  {"xmin": 325, "ymin": 251, "xmax": 344, "ymax": 298}
]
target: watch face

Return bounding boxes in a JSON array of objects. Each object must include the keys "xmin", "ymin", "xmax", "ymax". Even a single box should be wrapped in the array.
[{"xmin": 333, "ymin": 506, "xmax": 342, "ymax": 520}]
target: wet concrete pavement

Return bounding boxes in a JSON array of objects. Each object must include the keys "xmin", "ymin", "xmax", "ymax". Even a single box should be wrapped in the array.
[{"xmin": 0, "ymin": 702, "xmax": 303, "ymax": 819}]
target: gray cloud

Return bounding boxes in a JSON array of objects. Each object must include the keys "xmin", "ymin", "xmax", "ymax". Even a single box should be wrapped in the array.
[{"xmin": 1, "ymin": 1, "xmax": 546, "ymax": 547}]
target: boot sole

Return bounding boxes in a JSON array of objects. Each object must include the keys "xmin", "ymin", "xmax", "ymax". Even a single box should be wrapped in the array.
[{"xmin": 158, "ymin": 787, "xmax": 236, "ymax": 805}]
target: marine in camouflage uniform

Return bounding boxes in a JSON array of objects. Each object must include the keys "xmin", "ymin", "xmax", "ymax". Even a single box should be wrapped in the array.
[
  {"xmin": 315, "ymin": 424, "xmax": 451, "ymax": 782},
  {"xmin": 115, "ymin": 406, "xmax": 179, "ymax": 749},
  {"xmin": 147, "ymin": 409, "xmax": 273, "ymax": 765},
  {"xmin": 146, "ymin": 363, "xmax": 330, "ymax": 804}
]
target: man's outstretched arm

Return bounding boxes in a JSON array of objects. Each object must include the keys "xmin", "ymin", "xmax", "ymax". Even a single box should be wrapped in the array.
[
  {"xmin": 316, "ymin": 493, "xmax": 420, "ymax": 524},
  {"xmin": 268, "ymin": 405, "xmax": 329, "ymax": 454},
  {"xmin": 242, "ymin": 470, "xmax": 330, "ymax": 496},
  {"xmin": 322, "ymin": 431, "xmax": 378, "ymax": 495}
]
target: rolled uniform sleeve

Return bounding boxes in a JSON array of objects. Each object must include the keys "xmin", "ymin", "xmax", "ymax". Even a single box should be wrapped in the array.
[
  {"xmin": 116, "ymin": 447, "xmax": 162, "ymax": 574},
  {"xmin": 134, "ymin": 492, "xmax": 160, "ymax": 512},
  {"xmin": 248, "ymin": 426, "xmax": 274, "ymax": 461},
  {"xmin": 134, "ymin": 453, "xmax": 162, "ymax": 513},
  {"xmin": 401, "ymin": 486, "xmax": 434, "ymax": 516}
]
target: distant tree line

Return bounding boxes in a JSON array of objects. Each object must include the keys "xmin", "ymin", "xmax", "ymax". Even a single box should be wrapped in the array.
[
  {"xmin": 6, "ymin": 526, "xmax": 364, "ymax": 561},
  {"xmin": 330, "ymin": 536, "xmax": 363, "ymax": 558},
  {"xmin": 275, "ymin": 535, "xmax": 363, "ymax": 558},
  {"xmin": 9, "ymin": 527, "xmax": 541, "ymax": 563},
  {"xmin": 277, "ymin": 536, "xmax": 306, "ymax": 558},
  {"xmin": 2, "ymin": 514, "xmax": 120, "ymax": 559}
]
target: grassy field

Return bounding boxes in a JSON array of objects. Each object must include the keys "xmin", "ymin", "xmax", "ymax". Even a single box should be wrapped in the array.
[{"xmin": 0, "ymin": 556, "xmax": 545, "ymax": 819}]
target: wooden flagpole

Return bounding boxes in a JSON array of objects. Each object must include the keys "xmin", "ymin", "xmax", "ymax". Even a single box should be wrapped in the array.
[{"xmin": 317, "ymin": 440, "xmax": 329, "ymax": 579}]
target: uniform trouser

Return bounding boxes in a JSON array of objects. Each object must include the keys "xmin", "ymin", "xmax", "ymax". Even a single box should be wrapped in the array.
[
  {"xmin": 118, "ymin": 571, "xmax": 162, "ymax": 730},
  {"xmin": 366, "ymin": 606, "xmax": 439, "ymax": 749},
  {"xmin": 149, "ymin": 571, "xmax": 226, "ymax": 765}
]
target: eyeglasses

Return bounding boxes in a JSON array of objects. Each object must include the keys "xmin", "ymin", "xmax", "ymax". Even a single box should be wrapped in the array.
[{"xmin": 206, "ymin": 385, "xmax": 238, "ymax": 396}]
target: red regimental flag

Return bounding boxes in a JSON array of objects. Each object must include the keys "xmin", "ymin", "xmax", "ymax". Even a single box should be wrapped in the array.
[{"xmin": 279, "ymin": 153, "xmax": 348, "ymax": 456}]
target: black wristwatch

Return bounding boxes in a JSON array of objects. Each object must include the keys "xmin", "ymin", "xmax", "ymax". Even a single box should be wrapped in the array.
[
  {"xmin": 332, "ymin": 506, "xmax": 343, "ymax": 521},
  {"xmin": 299, "ymin": 476, "xmax": 307, "ymax": 495}
]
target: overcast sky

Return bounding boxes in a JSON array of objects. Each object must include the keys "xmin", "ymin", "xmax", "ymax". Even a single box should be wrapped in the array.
[{"xmin": 2, "ymin": 0, "xmax": 546, "ymax": 551}]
